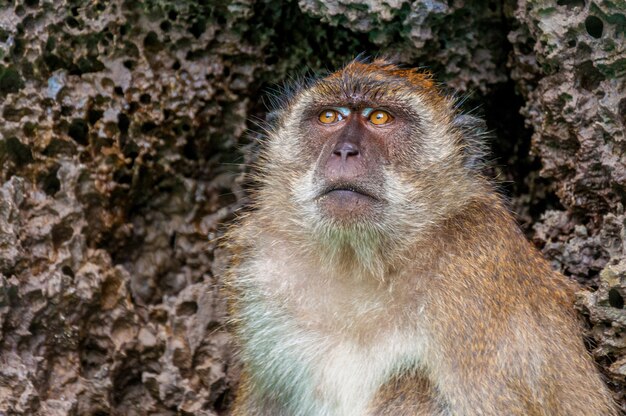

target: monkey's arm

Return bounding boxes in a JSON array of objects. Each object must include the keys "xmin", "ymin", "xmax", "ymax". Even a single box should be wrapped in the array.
[
  {"xmin": 428, "ymin": 276, "xmax": 617, "ymax": 416},
  {"xmin": 420, "ymin": 201, "xmax": 618, "ymax": 416},
  {"xmin": 444, "ymin": 328, "xmax": 616, "ymax": 415}
]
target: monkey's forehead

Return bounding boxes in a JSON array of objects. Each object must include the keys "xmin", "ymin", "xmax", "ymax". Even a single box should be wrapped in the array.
[{"xmin": 301, "ymin": 61, "xmax": 443, "ymax": 108}]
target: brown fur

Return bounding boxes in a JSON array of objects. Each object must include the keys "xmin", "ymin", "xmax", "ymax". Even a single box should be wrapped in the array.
[{"xmin": 224, "ymin": 59, "xmax": 617, "ymax": 415}]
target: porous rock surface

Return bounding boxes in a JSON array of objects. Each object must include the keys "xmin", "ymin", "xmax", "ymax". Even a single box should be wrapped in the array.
[
  {"xmin": 509, "ymin": 0, "xmax": 626, "ymax": 404},
  {"xmin": 299, "ymin": 0, "xmax": 510, "ymax": 92},
  {"xmin": 0, "ymin": 0, "xmax": 624, "ymax": 414}
]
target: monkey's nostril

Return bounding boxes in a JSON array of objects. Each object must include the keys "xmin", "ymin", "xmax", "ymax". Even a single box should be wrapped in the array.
[{"xmin": 333, "ymin": 142, "xmax": 359, "ymax": 162}]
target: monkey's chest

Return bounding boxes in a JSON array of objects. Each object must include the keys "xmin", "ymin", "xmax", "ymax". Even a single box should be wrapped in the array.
[
  {"xmin": 241, "ymin": 298, "xmax": 429, "ymax": 416},
  {"xmin": 308, "ymin": 333, "xmax": 427, "ymax": 416}
]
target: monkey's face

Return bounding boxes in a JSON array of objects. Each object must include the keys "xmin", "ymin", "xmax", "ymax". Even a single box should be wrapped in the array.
[
  {"xmin": 302, "ymin": 105, "xmax": 389, "ymax": 214},
  {"xmin": 263, "ymin": 61, "xmax": 477, "ymax": 266}
]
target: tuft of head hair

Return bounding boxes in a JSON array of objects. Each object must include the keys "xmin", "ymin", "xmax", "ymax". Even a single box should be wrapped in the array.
[{"xmin": 328, "ymin": 57, "xmax": 436, "ymax": 91}]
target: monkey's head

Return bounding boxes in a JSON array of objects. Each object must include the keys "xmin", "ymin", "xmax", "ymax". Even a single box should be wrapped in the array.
[{"xmin": 258, "ymin": 59, "xmax": 487, "ymax": 277}]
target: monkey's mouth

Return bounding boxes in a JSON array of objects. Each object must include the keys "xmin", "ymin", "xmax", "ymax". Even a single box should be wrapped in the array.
[
  {"xmin": 316, "ymin": 184, "xmax": 382, "ymax": 221},
  {"xmin": 319, "ymin": 184, "xmax": 380, "ymax": 202},
  {"xmin": 313, "ymin": 181, "xmax": 384, "ymax": 223}
]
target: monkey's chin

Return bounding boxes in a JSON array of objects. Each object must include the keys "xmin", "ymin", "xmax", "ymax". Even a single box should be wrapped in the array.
[{"xmin": 317, "ymin": 189, "xmax": 381, "ymax": 222}]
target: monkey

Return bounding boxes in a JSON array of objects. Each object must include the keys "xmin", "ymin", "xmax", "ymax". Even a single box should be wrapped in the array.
[{"xmin": 223, "ymin": 58, "xmax": 618, "ymax": 416}]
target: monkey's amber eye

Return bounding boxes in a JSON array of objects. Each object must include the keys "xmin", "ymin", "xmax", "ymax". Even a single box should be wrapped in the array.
[
  {"xmin": 319, "ymin": 109, "xmax": 341, "ymax": 124},
  {"xmin": 369, "ymin": 110, "xmax": 392, "ymax": 125}
]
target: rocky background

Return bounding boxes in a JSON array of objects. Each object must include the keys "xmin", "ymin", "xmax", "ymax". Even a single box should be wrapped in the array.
[{"xmin": 0, "ymin": 0, "xmax": 624, "ymax": 414}]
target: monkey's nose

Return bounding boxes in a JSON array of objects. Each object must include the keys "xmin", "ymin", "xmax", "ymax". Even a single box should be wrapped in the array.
[{"xmin": 333, "ymin": 142, "xmax": 359, "ymax": 163}]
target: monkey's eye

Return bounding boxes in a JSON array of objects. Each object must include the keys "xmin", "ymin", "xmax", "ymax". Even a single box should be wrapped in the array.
[
  {"xmin": 369, "ymin": 110, "xmax": 392, "ymax": 125},
  {"xmin": 319, "ymin": 109, "xmax": 343, "ymax": 124}
]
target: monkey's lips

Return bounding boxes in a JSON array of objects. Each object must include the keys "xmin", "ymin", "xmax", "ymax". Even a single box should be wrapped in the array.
[{"xmin": 317, "ymin": 185, "xmax": 381, "ymax": 220}]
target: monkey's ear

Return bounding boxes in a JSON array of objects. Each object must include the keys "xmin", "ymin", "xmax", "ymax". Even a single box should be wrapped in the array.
[{"xmin": 452, "ymin": 114, "xmax": 490, "ymax": 172}]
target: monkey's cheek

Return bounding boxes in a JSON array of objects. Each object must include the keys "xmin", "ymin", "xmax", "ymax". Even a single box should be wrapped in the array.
[{"xmin": 317, "ymin": 190, "xmax": 381, "ymax": 222}]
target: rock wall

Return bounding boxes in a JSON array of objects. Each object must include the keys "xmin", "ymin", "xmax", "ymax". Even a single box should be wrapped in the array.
[
  {"xmin": 510, "ymin": 0, "xmax": 626, "ymax": 404},
  {"xmin": 0, "ymin": 0, "xmax": 623, "ymax": 414}
]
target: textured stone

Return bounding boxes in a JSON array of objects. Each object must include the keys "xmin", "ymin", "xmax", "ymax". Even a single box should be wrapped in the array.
[
  {"xmin": 510, "ymin": 0, "xmax": 626, "ymax": 407},
  {"xmin": 578, "ymin": 260, "xmax": 626, "ymax": 405},
  {"xmin": 298, "ymin": 0, "xmax": 509, "ymax": 92}
]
